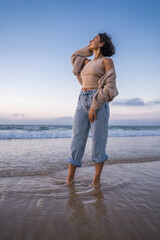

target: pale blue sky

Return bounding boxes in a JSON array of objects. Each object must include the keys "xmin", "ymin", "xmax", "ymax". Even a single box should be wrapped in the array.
[{"xmin": 0, "ymin": 0, "xmax": 160, "ymax": 125}]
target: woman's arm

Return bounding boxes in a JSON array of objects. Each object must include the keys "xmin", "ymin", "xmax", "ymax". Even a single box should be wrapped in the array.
[{"xmin": 71, "ymin": 46, "xmax": 93, "ymax": 75}]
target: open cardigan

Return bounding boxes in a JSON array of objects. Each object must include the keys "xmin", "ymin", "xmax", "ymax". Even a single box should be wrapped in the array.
[{"xmin": 71, "ymin": 45, "xmax": 119, "ymax": 111}]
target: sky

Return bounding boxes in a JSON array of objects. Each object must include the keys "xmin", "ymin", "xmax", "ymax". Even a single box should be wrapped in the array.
[{"xmin": 0, "ymin": 0, "xmax": 160, "ymax": 125}]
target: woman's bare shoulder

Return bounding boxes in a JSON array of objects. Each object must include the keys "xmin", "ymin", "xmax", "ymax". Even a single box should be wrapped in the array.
[
  {"xmin": 102, "ymin": 57, "xmax": 114, "ymax": 64},
  {"xmin": 102, "ymin": 58, "xmax": 114, "ymax": 72}
]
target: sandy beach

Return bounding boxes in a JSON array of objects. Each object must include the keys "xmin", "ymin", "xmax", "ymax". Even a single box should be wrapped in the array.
[{"xmin": 0, "ymin": 136, "xmax": 160, "ymax": 240}]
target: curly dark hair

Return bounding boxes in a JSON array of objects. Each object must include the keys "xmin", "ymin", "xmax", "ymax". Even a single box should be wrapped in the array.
[{"xmin": 98, "ymin": 32, "xmax": 115, "ymax": 57}]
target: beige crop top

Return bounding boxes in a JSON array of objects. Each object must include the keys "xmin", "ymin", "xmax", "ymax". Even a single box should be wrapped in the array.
[{"xmin": 81, "ymin": 57, "xmax": 106, "ymax": 88}]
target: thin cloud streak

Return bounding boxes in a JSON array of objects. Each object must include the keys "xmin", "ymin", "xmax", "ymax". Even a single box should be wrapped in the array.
[
  {"xmin": 112, "ymin": 98, "xmax": 160, "ymax": 106},
  {"xmin": 12, "ymin": 113, "xmax": 25, "ymax": 117}
]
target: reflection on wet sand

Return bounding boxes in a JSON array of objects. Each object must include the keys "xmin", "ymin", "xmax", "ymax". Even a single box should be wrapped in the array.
[{"xmin": 67, "ymin": 184, "xmax": 109, "ymax": 239}]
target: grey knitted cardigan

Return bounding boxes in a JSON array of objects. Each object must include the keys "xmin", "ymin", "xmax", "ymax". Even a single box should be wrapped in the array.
[{"xmin": 71, "ymin": 45, "xmax": 119, "ymax": 111}]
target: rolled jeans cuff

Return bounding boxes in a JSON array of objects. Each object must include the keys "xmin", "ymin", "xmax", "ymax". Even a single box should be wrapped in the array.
[
  {"xmin": 67, "ymin": 157, "xmax": 82, "ymax": 167},
  {"xmin": 92, "ymin": 154, "xmax": 109, "ymax": 164}
]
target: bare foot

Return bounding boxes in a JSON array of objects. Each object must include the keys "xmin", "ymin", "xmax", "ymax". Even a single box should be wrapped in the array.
[
  {"xmin": 66, "ymin": 177, "xmax": 74, "ymax": 186},
  {"xmin": 88, "ymin": 179, "xmax": 100, "ymax": 188}
]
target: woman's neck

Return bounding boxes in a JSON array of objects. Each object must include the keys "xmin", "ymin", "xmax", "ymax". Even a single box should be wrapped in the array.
[{"xmin": 93, "ymin": 48, "xmax": 104, "ymax": 60}]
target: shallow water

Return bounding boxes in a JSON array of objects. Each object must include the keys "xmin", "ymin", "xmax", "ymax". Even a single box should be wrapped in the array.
[
  {"xmin": 0, "ymin": 136, "xmax": 160, "ymax": 178},
  {"xmin": 0, "ymin": 137, "xmax": 160, "ymax": 240}
]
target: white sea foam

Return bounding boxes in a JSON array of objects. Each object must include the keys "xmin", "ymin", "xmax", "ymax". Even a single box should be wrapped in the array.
[{"xmin": 0, "ymin": 125, "xmax": 160, "ymax": 139}]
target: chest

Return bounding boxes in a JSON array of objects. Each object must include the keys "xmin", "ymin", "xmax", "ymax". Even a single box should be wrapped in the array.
[{"xmin": 81, "ymin": 59, "xmax": 105, "ymax": 76}]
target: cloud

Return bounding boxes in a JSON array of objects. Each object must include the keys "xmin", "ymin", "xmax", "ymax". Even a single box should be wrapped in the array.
[
  {"xmin": 112, "ymin": 98, "xmax": 145, "ymax": 106},
  {"xmin": 12, "ymin": 113, "xmax": 25, "ymax": 117},
  {"xmin": 148, "ymin": 100, "xmax": 160, "ymax": 104},
  {"xmin": 112, "ymin": 98, "xmax": 160, "ymax": 106}
]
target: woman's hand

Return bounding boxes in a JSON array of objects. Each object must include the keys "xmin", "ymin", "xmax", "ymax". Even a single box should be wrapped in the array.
[
  {"xmin": 88, "ymin": 107, "xmax": 97, "ymax": 122},
  {"xmin": 87, "ymin": 45, "xmax": 93, "ymax": 52}
]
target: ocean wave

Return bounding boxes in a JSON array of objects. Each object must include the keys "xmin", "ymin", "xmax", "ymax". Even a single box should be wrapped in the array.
[{"xmin": 0, "ymin": 125, "xmax": 160, "ymax": 139}]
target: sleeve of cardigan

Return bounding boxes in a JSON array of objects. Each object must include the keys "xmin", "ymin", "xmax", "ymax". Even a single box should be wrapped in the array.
[
  {"xmin": 71, "ymin": 45, "xmax": 93, "ymax": 75},
  {"xmin": 91, "ymin": 69, "xmax": 119, "ymax": 111}
]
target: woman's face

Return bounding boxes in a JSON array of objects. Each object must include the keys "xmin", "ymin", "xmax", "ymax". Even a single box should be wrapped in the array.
[{"xmin": 88, "ymin": 34, "xmax": 102, "ymax": 50}]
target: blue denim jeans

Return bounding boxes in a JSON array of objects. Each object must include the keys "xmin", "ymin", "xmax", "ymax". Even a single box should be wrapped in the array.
[{"xmin": 67, "ymin": 89, "xmax": 110, "ymax": 167}]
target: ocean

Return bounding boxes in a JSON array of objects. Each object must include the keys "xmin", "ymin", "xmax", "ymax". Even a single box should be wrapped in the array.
[{"xmin": 0, "ymin": 124, "xmax": 160, "ymax": 139}]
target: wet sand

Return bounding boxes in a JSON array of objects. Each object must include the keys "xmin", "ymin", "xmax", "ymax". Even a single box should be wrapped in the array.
[{"xmin": 0, "ymin": 136, "xmax": 160, "ymax": 240}]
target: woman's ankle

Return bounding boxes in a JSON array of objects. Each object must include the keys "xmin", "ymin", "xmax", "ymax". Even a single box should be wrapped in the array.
[
  {"xmin": 67, "ymin": 176, "xmax": 74, "ymax": 181},
  {"xmin": 89, "ymin": 179, "xmax": 100, "ymax": 188},
  {"xmin": 66, "ymin": 176, "xmax": 74, "ymax": 186},
  {"xmin": 92, "ymin": 178, "xmax": 100, "ymax": 184}
]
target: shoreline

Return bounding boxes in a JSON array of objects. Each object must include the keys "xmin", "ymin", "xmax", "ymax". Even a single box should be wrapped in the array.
[{"xmin": 0, "ymin": 136, "xmax": 160, "ymax": 165}]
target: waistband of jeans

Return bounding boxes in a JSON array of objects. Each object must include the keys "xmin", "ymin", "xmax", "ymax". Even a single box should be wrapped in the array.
[{"xmin": 80, "ymin": 89, "xmax": 98, "ymax": 94}]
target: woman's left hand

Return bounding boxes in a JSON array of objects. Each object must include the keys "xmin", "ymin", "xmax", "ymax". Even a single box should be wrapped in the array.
[{"xmin": 88, "ymin": 107, "xmax": 97, "ymax": 122}]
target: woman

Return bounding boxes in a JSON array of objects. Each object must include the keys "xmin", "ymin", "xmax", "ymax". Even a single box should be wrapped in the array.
[{"xmin": 66, "ymin": 32, "xmax": 119, "ymax": 187}]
